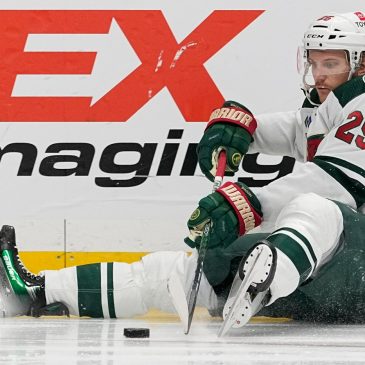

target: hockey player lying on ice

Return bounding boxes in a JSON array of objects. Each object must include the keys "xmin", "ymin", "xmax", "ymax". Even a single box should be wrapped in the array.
[{"xmin": 0, "ymin": 12, "xmax": 365, "ymax": 327}]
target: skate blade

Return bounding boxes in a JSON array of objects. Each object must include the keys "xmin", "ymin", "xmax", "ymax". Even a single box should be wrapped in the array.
[
  {"xmin": 218, "ymin": 244, "xmax": 273, "ymax": 337},
  {"xmin": 218, "ymin": 268, "xmax": 255, "ymax": 337},
  {"xmin": 230, "ymin": 289, "xmax": 268, "ymax": 329}
]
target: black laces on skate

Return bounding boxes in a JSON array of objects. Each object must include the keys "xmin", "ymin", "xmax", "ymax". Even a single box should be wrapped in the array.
[{"xmin": 14, "ymin": 248, "xmax": 45, "ymax": 288}]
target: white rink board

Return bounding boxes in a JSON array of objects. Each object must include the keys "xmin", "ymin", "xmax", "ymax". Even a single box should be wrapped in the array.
[{"xmin": 0, "ymin": 0, "xmax": 363, "ymax": 252}]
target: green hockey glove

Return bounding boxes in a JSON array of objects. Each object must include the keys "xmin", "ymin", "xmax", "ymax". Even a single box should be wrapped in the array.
[
  {"xmin": 184, "ymin": 181, "xmax": 262, "ymax": 250},
  {"xmin": 197, "ymin": 101, "xmax": 257, "ymax": 182}
]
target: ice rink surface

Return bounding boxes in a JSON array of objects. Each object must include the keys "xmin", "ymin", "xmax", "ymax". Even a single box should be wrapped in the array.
[{"xmin": 1, "ymin": 308, "xmax": 365, "ymax": 365}]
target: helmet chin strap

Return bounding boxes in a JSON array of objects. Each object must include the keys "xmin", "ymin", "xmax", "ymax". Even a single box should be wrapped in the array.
[{"xmin": 302, "ymin": 63, "xmax": 319, "ymax": 107}]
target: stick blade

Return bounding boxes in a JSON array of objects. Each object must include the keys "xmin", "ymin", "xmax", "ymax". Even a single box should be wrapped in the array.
[
  {"xmin": 167, "ymin": 270, "xmax": 189, "ymax": 334},
  {"xmin": 185, "ymin": 246, "xmax": 206, "ymax": 334},
  {"xmin": 186, "ymin": 284, "xmax": 199, "ymax": 334}
]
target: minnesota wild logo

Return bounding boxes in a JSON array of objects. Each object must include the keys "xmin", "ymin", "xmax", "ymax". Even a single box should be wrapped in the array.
[
  {"xmin": 231, "ymin": 152, "xmax": 242, "ymax": 166},
  {"xmin": 190, "ymin": 208, "xmax": 200, "ymax": 221}
]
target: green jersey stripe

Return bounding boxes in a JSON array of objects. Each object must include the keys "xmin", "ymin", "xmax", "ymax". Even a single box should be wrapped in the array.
[
  {"xmin": 77, "ymin": 263, "xmax": 103, "ymax": 317},
  {"xmin": 267, "ymin": 233, "xmax": 313, "ymax": 284},
  {"xmin": 307, "ymin": 134, "xmax": 325, "ymax": 141},
  {"xmin": 100, "ymin": 263, "xmax": 109, "ymax": 318},
  {"xmin": 315, "ymin": 155, "xmax": 365, "ymax": 178},
  {"xmin": 333, "ymin": 75, "xmax": 365, "ymax": 108},
  {"xmin": 272, "ymin": 227, "xmax": 317, "ymax": 265},
  {"xmin": 313, "ymin": 157, "xmax": 365, "ymax": 208},
  {"xmin": 107, "ymin": 263, "xmax": 116, "ymax": 319}
]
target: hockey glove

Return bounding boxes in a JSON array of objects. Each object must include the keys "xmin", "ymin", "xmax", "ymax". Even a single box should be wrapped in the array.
[
  {"xmin": 184, "ymin": 181, "xmax": 262, "ymax": 250},
  {"xmin": 197, "ymin": 101, "xmax": 257, "ymax": 182}
]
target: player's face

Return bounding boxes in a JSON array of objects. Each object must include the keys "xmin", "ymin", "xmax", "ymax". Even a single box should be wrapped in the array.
[{"xmin": 307, "ymin": 50, "xmax": 351, "ymax": 103}]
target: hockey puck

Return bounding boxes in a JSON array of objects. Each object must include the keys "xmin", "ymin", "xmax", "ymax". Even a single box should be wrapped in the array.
[{"xmin": 123, "ymin": 328, "xmax": 150, "ymax": 338}]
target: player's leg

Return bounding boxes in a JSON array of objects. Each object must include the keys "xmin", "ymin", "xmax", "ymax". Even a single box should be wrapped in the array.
[
  {"xmin": 263, "ymin": 201, "xmax": 365, "ymax": 323},
  {"xmin": 220, "ymin": 193, "xmax": 344, "ymax": 328},
  {"xmin": 262, "ymin": 192, "xmax": 344, "ymax": 304},
  {"xmin": 202, "ymin": 232, "xmax": 269, "ymax": 312},
  {"xmin": 203, "ymin": 232, "xmax": 269, "ymax": 288},
  {"xmin": 0, "ymin": 226, "xmax": 218, "ymax": 318},
  {"xmin": 44, "ymin": 250, "xmax": 218, "ymax": 318}
]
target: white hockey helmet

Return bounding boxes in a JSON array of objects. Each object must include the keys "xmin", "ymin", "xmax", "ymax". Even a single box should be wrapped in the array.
[{"xmin": 300, "ymin": 12, "xmax": 365, "ymax": 104}]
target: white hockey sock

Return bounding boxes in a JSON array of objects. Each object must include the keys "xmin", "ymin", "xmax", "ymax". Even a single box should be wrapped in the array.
[{"xmin": 44, "ymin": 251, "xmax": 218, "ymax": 318}]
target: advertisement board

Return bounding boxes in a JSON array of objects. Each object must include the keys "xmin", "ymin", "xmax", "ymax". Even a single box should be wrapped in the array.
[{"xmin": 0, "ymin": 1, "xmax": 362, "ymax": 270}]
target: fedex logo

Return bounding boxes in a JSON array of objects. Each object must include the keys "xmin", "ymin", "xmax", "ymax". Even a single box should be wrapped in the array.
[{"xmin": 0, "ymin": 10, "xmax": 263, "ymax": 122}]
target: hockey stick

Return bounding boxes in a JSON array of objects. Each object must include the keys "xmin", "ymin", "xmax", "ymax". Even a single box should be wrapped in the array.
[{"xmin": 185, "ymin": 150, "xmax": 227, "ymax": 334}]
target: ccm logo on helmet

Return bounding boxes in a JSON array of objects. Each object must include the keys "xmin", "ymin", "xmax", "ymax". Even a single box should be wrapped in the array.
[{"xmin": 306, "ymin": 34, "xmax": 324, "ymax": 38}]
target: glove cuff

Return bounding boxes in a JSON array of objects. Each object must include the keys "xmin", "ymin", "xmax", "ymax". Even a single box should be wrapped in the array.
[
  {"xmin": 216, "ymin": 182, "xmax": 262, "ymax": 235},
  {"xmin": 206, "ymin": 103, "xmax": 257, "ymax": 136}
]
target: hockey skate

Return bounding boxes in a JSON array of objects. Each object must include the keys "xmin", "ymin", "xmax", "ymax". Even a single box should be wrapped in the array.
[
  {"xmin": 218, "ymin": 241, "xmax": 277, "ymax": 336},
  {"xmin": 0, "ymin": 224, "xmax": 68, "ymax": 318},
  {"xmin": 0, "ymin": 225, "xmax": 46, "ymax": 317}
]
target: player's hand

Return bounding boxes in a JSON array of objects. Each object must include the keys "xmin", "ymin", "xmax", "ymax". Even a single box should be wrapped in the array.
[
  {"xmin": 197, "ymin": 101, "xmax": 257, "ymax": 182},
  {"xmin": 184, "ymin": 181, "xmax": 262, "ymax": 250}
]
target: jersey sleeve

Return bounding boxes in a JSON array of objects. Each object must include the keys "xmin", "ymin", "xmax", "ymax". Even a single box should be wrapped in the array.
[
  {"xmin": 312, "ymin": 89, "xmax": 365, "ymax": 211},
  {"xmin": 256, "ymin": 83, "xmax": 365, "ymax": 226},
  {"xmin": 248, "ymin": 110, "xmax": 306, "ymax": 161},
  {"xmin": 255, "ymin": 161, "xmax": 356, "ymax": 228}
]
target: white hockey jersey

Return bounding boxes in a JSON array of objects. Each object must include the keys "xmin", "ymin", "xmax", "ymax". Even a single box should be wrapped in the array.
[
  {"xmin": 248, "ymin": 76, "xmax": 365, "ymax": 225},
  {"xmin": 40, "ymin": 80, "xmax": 365, "ymax": 320}
]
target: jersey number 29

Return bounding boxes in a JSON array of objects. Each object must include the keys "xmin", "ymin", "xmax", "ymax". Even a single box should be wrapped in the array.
[{"xmin": 335, "ymin": 111, "xmax": 365, "ymax": 150}]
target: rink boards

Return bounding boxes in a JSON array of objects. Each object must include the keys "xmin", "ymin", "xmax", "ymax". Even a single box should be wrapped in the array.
[{"xmin": 0, "ymin": 0, "xmax": 364, "ymax": 269}]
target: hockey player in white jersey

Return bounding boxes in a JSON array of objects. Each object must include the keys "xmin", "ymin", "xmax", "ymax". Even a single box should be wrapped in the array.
[
  {"xmin": 0, "ymin": 12, "xmax": 365, "ymax": 330},
  {"xmin": 189, "ymin": 11, "xmax": 365, "ymax": 332}
]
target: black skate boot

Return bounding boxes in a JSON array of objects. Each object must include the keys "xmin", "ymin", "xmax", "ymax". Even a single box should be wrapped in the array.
[
  {"xmin": 218, "ymin": 240, "xmax": 277, "ymax": 336},
  {"xmin": 0, "ymin": 225, "xmax": 69, "ymax": 317}
]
